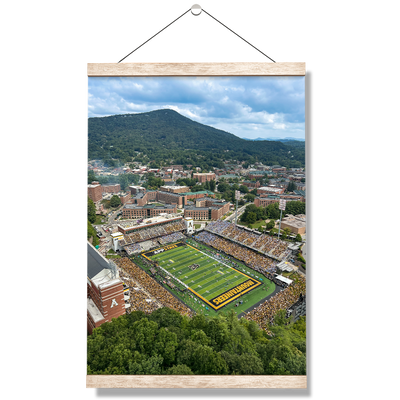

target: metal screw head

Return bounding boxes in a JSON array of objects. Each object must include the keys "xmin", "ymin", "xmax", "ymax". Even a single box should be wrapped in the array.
[{"xmin": 191, "ymin": 4, "xmax": 202, "ymax": 16}]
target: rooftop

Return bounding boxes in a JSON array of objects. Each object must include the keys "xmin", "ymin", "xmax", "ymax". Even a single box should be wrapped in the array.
[
  {"xmin": 87, "ymin": 298, "xmax": 105, "ymax": 323},
  {"xmin": 118, "ymin": 215, "xmax": 182, "ymax": 229},
  {"xmin": 259, "ymin": 186, "xmax": 284, "ymax": 192},
  {"xmin": 87, "ymin": 242, "xmax": 111, "ymax": 279}
]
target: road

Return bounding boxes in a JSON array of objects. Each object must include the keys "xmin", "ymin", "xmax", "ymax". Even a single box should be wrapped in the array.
[{"xmin": 225, "ymin": 203, "xmax": 251, "ymax": 223}]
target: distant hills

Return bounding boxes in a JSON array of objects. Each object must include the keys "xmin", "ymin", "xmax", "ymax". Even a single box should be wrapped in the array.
[
  {"xmin": 242, "ymin": 137, "xmax": 305, "ymax": 142},
  {"xmin": 88, "ymin": 109, "xmax": 305, "ymax": 169}
]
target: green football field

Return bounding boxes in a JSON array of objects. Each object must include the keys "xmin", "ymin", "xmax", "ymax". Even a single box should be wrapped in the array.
[{"xmin": 143, "ymin": 243, "xmax": 262, "ymax": 310}]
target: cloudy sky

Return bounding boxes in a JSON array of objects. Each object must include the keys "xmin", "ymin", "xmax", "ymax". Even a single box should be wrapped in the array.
[{"xmin": 88, "ymin": 76, "xmax": 305, "ymax": 140}]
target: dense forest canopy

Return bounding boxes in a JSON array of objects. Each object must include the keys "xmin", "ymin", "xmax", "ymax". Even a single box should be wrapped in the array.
[
  {"xmin": 88, "ymin": 110, "xmax": 305, "ymax": 169},
  {"xmin": 87, "ymin": 308, "xmax": 306, "ymax": 375}
]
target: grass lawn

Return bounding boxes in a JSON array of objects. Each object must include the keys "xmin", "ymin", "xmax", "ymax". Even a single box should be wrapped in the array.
[
  {"xmin": 94, "ymin": 215, "xmax": 106, "ymax": 225},
  {"xmin": 238, "ymin": 219, "xmax": 266, "ymax": 230},
  {"xmin": 194, "ymin": 224, "xmax": 201, "ymax": 229}
]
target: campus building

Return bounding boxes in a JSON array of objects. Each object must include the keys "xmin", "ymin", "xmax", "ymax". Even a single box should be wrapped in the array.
[
  {"xmin": 193, "ymin": 172, "xmax": 216, "ymax": 183},
  {"xmin": 241, "ymin": 180, "xmax": 261, "ymax": 189},
  {"xmin": 280, "ymin": 214, "xmax": 306, "ymax": 235},
  {"xmin": 159, "ymin": 185, "xmax": 189, "ymax": 194},
  {"xmin": 122, "ymin": 203, "xmax": 177, "ymax": 219},
  {"xmin": 254, "ymin": 193, "xmax": 304, "ymax": 207},
  {"xmin": 101, "ymin": 183, "xmax": 121, "ymax": 193},
  {"xmin": 257, "ymin": 186, "xmax": 286, "ymax": 195},
  {"xmin": 184, "ymin": 198, "xmax": 230, "ymax": 220},
  {"xmin": 88, "ymin": 181, "xmax": 102, "ymax": 203},
  {"xmin": 87, "ymin": 242, "xmax": 126, "ymax": 334}
]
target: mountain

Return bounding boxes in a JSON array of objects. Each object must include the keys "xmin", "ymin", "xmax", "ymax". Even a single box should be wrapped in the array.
[
  {"xmin": 242, "ymin": 137, "xmax": 305, "ymax": 142},
  {"xmin": 88, "ymin": 109, "xmax": 305, "ymax": 168}
]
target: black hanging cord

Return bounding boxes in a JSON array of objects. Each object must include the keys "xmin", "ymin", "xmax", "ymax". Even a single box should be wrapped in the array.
[{"xmin": 117, "ymin": 1, "xmax": 277, "ymax": 63}]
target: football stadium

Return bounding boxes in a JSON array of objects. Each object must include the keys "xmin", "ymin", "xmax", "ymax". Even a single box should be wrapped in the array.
[
  {"xmin": 143, "ymin": 242, "xmax": 264, "ymax": 310},
  {"xmin": 106, "ymin": 217, "xmax": 305, "ymax": 321}
]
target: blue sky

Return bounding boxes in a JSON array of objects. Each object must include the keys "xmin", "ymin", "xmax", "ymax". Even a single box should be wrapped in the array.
[{"xmin": 88, "ymin": 76, "xmax": 305, "ymax": 140}]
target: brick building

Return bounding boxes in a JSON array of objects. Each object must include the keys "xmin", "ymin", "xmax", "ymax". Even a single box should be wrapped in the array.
[
  {"xmin": 122, "ymin": 204, "xmax": 177, "ymax": 219},
  {"xmin": 119, "ymin": 192, "xmax": 131, "ymax": 205},
  {"xmin": 101, "ymin": 183, "xmax": 121, "ymax": 193},
  {"xmin": 184, "ymin": 199, "xmax": 230, "ymax": 220},
  {"xmin": 193, "ymin": 172, "xmax": 216, "ymax": 183},
  {"xmin": 242, "ymin": 180, "xmax": 261, "ymax": 189},
  {"xmin": 280, "ymin": 214, "xmax": 306, "ymax": 234},
  {"xmin": 87, "ymin": 242, "xmax": 126, "ymax": 334},
  {"xmin": 254, "ymin": 196, "xmax": 281, "ymax": 207},
  {"xmin": 272, "ymin": 166, "xmax": 287, "ymax": 173},
  {"xmin": 247, "ymin": 172, "xmax": 266, "ymax": 180},
  {"xmin": 257, "ymin": 186, "xmax": 286, "ymax": 195},
  {"xmin": 254, "ymin": 194, "xmax": 304, "ymax": 207},
  {"xmin": 181, "ymin": 191, "xmax": 216, "ymax": 200},
  {"xmin": 159, "ymin": 185, "xmax": 189, "ymax": 194},
  {"xmin": 129, "ymin": 185, "xmax": 146, "ymax": 195},
  {"xmin": 88, "ymin": 181, "xmax": 102, "ymax": 203}
]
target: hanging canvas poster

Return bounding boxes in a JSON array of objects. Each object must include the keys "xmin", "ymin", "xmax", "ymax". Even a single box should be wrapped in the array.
[{"xmin": 86, "ymin": 63, "xmax": 306, "ymax": 389}]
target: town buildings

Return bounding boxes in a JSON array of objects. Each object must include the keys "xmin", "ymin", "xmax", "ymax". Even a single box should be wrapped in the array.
[
  {"xmin": 88, "ymin": 181, "xmax": 102, "ymax": 203},
  {"xmin": 280, "ymin": 214, "xmax": 306, "ymax": 234},
  {"xmin": 257, "ymin": 186, "xmax": 286, "ymax": 195},
  {"xmin": 193, "ymin": 172, "xmax": 216, "ymax": 183}
]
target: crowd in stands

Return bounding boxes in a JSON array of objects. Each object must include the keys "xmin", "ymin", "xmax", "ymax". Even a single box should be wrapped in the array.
[
  {"xmin": 205, "ymin": 220, "xmax": 290, "ymax": 259},
  {"xmin": 115, "ymin": 257, "xmax": 193, "ymax": 317},
  {"xmin": 158, "ymin": 232, "xmax": 185, "ymax": 245},
  {"xmin": 119, "ymin": 219, "xmax": 187, "ymax": 254},
  {"xmin": 118, "ymin": 269, "xmax": 160, "ymax": 314},
  {"xmin": 195, "ymin": 231, "xmax": 277, "ymax": 274},
  {"xmin": 123, "ymin": 242, "xmax": 142, "ymax": 255},
  {"xmin": 121, "ymin": 220, "xmax": 186, "ymax": 244},
  {"xmin": 244, "ymin": 274, "xmax": 306, "ymax": 335}
]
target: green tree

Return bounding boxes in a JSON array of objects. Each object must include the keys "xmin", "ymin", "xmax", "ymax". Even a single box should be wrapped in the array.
[
  {"xmin": 88, "ymin": 170, "xmax": 96, "ymax": 183},
  {"xmin": 149, "ymin": 307, "xmax": 183, "ymax": 329},
  {"xmin": 287, "ymin": 181, "xmax": 297, "ymax": 192},
  {"xmin": 88, "ymin": 197, "xmax": 96, "ymax": 223},
  {"xmin": 266, "ymin": 220, "xmax": 276, "ymax": 230},
  {"xmin": 295, "ymin": 234, "xmax": 303, "ymax": 242},
  {"xmin": 166, "ymin": 364, "xmax": 194, "ymax": 375},
  {"xmin": 193, "ymin": 345, "xmax": 228, "ymax": 374},
  {"xmin": 217, "ymin": 182, "xmax": 230, "ymax": 193},
  {"xmin": 153, "ymin": 328, "xmax": 179, "ymax": 366},
  {"xmin": 131, "ymin": 318, "xmax": 159, "ymax": 355},
  {"xmin": 220, "ymin": 351, "xmax": 264, "ymax": 375},
  {"xmin": 244, "ymin": 193, "xmax": 255, "ymax": 202},
  {"xmin": 110, "ymin": 195, "xmax": 121, "ymax": 208},
  {"xmin": 283, "ymin": 227, "xmax": 291, "ymax": 237},
  {"xmin": 239, "ymin": 185, "xmax": 249, "ymax": 193},
  {"xmin": 87, "ymin": 220, "xmax": 99, "ymax": 246},
  {"xmin": 270, "ymin": 228, "xmax": 278, "ymax": 236},
  {"xmin": 266, "ymin": 203, "xmax": 280, "ymax": 219},
  {"xmin": 209, "ymin": 180, "xmax": 216, "ymax": 192},
  {"xmin": 247, "ymin": 212, "xmax": 257, "ymax": 224},
  {"xmin": 129, "ymin": 355, "xmax": 164, "ymax": 375}
]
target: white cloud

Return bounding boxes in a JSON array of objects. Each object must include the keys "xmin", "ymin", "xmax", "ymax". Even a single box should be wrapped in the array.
[{"xmin": 88, "ymin": 76, "xmax": 305, "ymax": 139}]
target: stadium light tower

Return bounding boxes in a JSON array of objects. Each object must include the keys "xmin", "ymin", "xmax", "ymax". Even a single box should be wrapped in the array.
[
  {"xmin": 235, "ymin": 190, "xmax": 240, "ymax": 225},
  {"xmin": 277, "ymin": 199, "xmax": 286, "ymax": 239}
]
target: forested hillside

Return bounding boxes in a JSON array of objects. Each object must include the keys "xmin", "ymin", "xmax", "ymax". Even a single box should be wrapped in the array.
[
  {"xmin": 88, "ymin": 109, "xmax": 305, "ymax": 169},
  {"xmin": 87, "ymin": 307, "xmax": 306, "ymax": 375}
]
